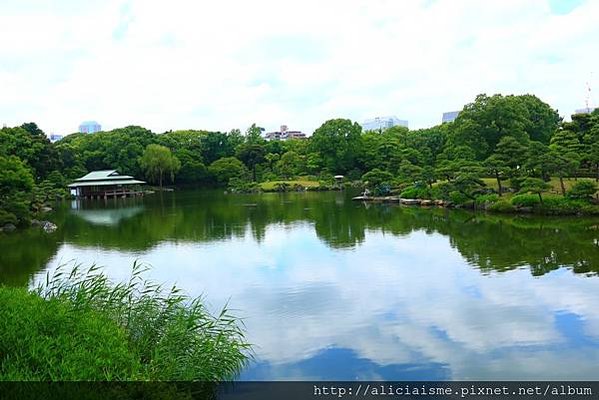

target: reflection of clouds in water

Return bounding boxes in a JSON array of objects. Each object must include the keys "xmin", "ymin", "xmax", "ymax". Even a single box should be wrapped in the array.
[{"xmin": 41, "ymin": 224, "xmax": 599, "ymax": 379}]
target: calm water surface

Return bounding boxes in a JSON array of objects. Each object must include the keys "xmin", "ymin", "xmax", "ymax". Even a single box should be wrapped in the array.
[{"xmin": 1, "ymin": 190, "xmax": 599, "ymax": 380}]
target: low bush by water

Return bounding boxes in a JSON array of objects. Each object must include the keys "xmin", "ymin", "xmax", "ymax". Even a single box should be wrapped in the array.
[{"xmin": 0, "ymin": 263, "xmax": 250, "ymax": 381}]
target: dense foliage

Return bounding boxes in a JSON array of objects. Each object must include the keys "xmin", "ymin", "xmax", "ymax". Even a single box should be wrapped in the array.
[
  {"xmin": 2, "ymin": 93, "xmax": 599, "ymax": 225},
  {"xmin": 0, "ymin": 263, "xmax": 250, "ymax": 381}
]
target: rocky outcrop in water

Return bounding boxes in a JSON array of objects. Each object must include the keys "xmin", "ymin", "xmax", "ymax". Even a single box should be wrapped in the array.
[
  {"xmin": 41, "ymin": 221, "xmax": 58, "ymax": 233},
  {"xmin": 1, "ymin": 223, "xmax": 17, "ymax": 233}
]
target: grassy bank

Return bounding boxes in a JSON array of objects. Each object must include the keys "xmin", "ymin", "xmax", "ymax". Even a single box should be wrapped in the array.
[
  {"xmin": 259, "ymin": 179, "xmax": 321, "ymax": 192},
  {"xmin": 0, "ymin": 263, "xmax": 250, "ymax": 381}
]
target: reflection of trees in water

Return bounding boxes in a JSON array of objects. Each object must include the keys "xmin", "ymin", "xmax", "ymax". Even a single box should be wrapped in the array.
[
  {"xmin": 8, "ymin": 191, "xmax": 597, "ymax": 283},
  {"xmin": 366, "ymin": 207, "xmax": 599, "ymax": 276},
  {"xmin": 71, "ymin": 192, "xmax": 599, "ymax": 276},
  {"xmin": 0, "ymin": 228, "xmax": 62, "ymax": 286}
]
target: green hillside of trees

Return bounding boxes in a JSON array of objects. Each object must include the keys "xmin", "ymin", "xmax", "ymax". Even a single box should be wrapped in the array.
[{"xmin": 2, "ymin": 93, "xmax": 599, "ymax": 225}]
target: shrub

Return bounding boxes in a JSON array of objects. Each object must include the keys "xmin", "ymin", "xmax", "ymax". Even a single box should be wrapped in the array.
[
  {"xmin": 228, "ymin": 177, "xmax": 260, "ymax": 193},
  {"xmin": 432, "ymin": 182, "xmax": 454, "ymax": 201},
  {"xmin": 488, "ymin": 200, "xmax": 516, "ymax": 213},
  {"xmin": 475, "ymin": 194, "xmax": 499, "ymax": 206},
  {"xmin": 566, "ymin": 181, "xmax": 598, "ymax": 202},
  {"xmin": 1, "ymin": 263, "xmax": 250, "ymax": 381},
  {"xmin": 361, "ymin": 169, "xmax": 394, "ymax": 191},
  {"xmin": 400, "ymin": 186, "xmax": 431, "ymax": 199},
  {"xmin": 0, "ymin": 286, "xmax": 138, "ymax": 380},
  {"xmin": 373, "ymin": 184, "xmax": 392, "ymax": 196},
  {"xmin": 540, "ymin": 196, "xmax": 586, "ymax": 215},
  {"xmin": 0, "ymin": 210, "xmax": 18, "ymax": 226},
  {"xmin": 449, "ymin": 191, "xmax": 470, "ymax": 205},
  {"xmin": 511, "ymin": 194, "xmax": 541, "ymax": 208}
]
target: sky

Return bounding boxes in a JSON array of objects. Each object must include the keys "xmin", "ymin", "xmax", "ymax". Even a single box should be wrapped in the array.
[{"xmin": 0, "ymin": 0, "xmax": 598, "ymax": 136}]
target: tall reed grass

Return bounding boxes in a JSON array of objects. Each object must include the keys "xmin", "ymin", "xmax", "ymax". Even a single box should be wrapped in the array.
[{"xmin": 0, "ymin": 261, "xmax": 251, "ymax": 381}]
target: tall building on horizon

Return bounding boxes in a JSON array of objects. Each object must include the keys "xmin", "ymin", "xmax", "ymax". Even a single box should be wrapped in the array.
[
  {"xmin": 79, "ymin": 120, "xmax": 102, "ymax": 134},
  {"xmin": 49, "ymin": 134, "xmax": 63, "ymax": 142},
  {"xmin": 574, "ymin": 107, "xmax": 598, "ymax": 115},
  {"xmin": 442, "ymin": 111, "xmax": 460, "ymax": 123},
  {"xmin": 361, "ymin": 116, "xmax": 408, "ymax": 132}
]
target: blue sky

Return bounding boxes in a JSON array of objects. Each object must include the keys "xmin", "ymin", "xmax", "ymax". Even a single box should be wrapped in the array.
[{"xmin": 0, "ymin": 0, "xmax": 597, "ymax": 136}]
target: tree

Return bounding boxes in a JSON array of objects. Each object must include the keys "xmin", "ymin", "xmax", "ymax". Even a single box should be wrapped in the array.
[
  {"xmin": 518, "ymin": 94, "xmax": 561, "ymax": 144},
  {"xmin": 0, "ymin": 124, "xmax": 61, "ymax": 180},
  {"xmin": 398, "ymin": 160, "xmax": 423, "ymax": 184},
  {"xmin": 361, "ymin": 169, "xmax": 394, "ymax": 195},
  {"xmin": 276, "ymin": 151, "xmax": 302, "ymax": 179},
  {"xmin": 519, "ymin": 177, "xmax": 551, "ymax": 204},
  {"xmin": 524, "ymin": 141, "xmax": 553, "ymax": 180},
  {"xmin": 449, "ymin": 94, "xmax": 528, "ymax": 160},
  {"xmin": 236, "ymin": 143, "xmax": 266, "ymax": 181},
  {"xmin": 452, "ymin": 171, "xmax": 486, "ymax": 200},
  {"xmin": 200, "ymin": 131, "xmax": 240, "ymax": 164},
  {"xmin": 310, "ymin": 119, "xmax": 363, "ymax": 174},
  {"xmin": 244, "ymin": 123, "xmax": 265, "ymax": 145},
  {"xmin": 0, "ymin": 155, "xmax": 35, "ymax": 225},
  {"xmin": 566, "ymin": 181, "xmax": 597, "ymax": 202},
  {"xmin": 548, "ymin": 150, "xmax": 580, "ymax": 195},
  {"xmin": 173, "ymin": 149, "xmax": 208, "ymax": 185},
  {"xmin": 484, "ymin": 154, "xmax": 509, "ymax": 196},
  {"xmin": 139, "ymin": 144, "xmax": 181, "ymax": 189},
  {"xmin": 484, "ymin": 136, "xmax": 529, "ymax": 196},
  {"xmin": 550, "ymin": 129, "xmax": 582, "ymax": 154},
  {"xmin": 208, "ymin": 157, "xmax": 248, "ymax": 186}
]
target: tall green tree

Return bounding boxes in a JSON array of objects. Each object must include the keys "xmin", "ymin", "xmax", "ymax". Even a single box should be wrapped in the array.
[
  {"xmin": 236, "ymin": 144, "xmax": 266, "ymax": 181},
  {"xmin": 310, "ymin": 119, "xmax": 363, "ymax": 174},
  {"xmin": 0, "ymin": 124, "xmax": 60, "ymax": 180},
  {"xmin": 208, "ymin": 157, "xmax": 248, "ymax": 186},
  {"xmin": 139, "ymin": 144, "xmax": 181, "ymax": 188},
  {"xmin": 449, "ymin": 94, "xmax": 556, "ymax": 160},
  {"xmin": 0, "ymin": 155, "xmax": 35, "ymax": 225}
]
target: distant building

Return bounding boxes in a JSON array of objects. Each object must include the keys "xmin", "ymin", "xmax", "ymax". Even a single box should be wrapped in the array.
[
  {"xmin": 50, "ymin": 134, "xmax": 63, "ymax": 143},
  {"xmin": 264, "ymin": 125, "xmax": 307, "ymax": 140},
  {"xmin": 574, "ymin": 107, "xmax": 598, "ymax": 115},
  {"xmin": 78, "ymin": 120, "xmax": 102, "ymax": 134},
  {"xmin": 442, "ymin": 111, "xmax": 460, "ymax": 123},
  {"xmin": 361, "ymin": 116, "xmax": 408, "ymax": 132}
]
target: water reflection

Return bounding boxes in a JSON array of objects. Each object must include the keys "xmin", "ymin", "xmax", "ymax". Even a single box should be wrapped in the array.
[
  {"xmin": 1, "ymin": 190, "xmax": 599, "ymax": 379},
  {"xmin": 70, "ymin": 200, "xmax": 144, "ymax": 226}
]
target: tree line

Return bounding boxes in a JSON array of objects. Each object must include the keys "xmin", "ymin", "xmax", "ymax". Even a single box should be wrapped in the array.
[{"xmin": 2, "ymin": 93, "xmax": 599, "ymax": 225}]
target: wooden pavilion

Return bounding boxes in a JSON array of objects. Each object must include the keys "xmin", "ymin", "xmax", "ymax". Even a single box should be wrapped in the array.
[{"xmin": 68, "ymin": 170, "xmax": 145, "ymax": 199}]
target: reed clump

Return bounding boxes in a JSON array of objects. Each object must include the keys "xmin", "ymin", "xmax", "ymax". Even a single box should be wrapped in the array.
[{"xmin": 0, "ymin": 262, "xmax": 250, "ymax": 381}]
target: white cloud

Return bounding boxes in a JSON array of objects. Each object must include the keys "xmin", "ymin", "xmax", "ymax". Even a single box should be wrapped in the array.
[{"xmin": 1, "ymin": 0, "xmax": 597, "ymax": 135}]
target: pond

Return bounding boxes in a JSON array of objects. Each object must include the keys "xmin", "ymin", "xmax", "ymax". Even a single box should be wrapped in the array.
[{"xmin": 1, "ymin": 190, "xmax": 599, "ymax": 380}]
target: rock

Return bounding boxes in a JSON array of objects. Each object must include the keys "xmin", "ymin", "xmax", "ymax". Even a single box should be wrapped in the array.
[
  {"xmin": 434, "ymin": 199, "xmax": 445, "ymax": 206},
  {"xmin": 420, "ymin": 199, "xmax": 433, "ymax": 206},
  {"xmin": 400, "ymin": 198, "xmax": 421, "ymax": 205},
  {"xmin": 41, "ymin": 206, "xmax": 53, "ymax": 213},
  {"xmin": 518, "ymin": 207, "xmax": 533, "ymax": 213},
  {"xmin": 2, "ymin": 223, "xmax": 17, "ymax": 233},
  {"xmin": 41, "ymin": 221, "xmax": 58, "ymax": 233},
  {"xmin": 31, "ymin": 219, "xmax": 41, "ymax": 227}
]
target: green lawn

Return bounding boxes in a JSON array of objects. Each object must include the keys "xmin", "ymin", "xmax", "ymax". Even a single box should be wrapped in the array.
[{"xmin": 260, "ymin": 180, "xmax": 321, "ymax": 191}]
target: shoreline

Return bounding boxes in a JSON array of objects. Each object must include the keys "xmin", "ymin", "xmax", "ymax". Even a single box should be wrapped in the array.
[{"xmin": 351, "ymin": 195, "xmax": 599, "ymax": 216}]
